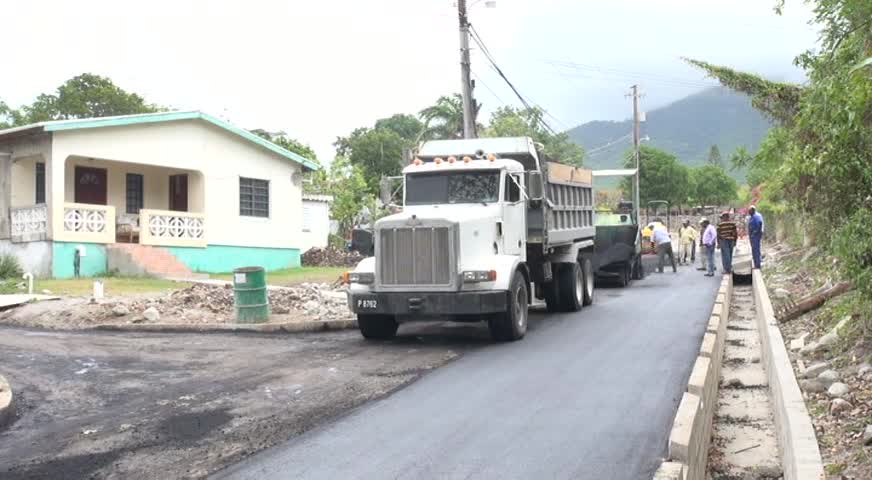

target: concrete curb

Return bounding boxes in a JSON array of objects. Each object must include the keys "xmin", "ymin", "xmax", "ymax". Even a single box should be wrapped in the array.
[
  {"xmin": 655, "ymin": 275, "xmax": 732, "ymax": 480},
  {"xmin": 752, "ymin": 269, "xmax": 824, "ymax": 480},
  {"xmin": 94, "ymin": 319, "xmax": 358, "ymax": 334},
  {"xmin": 0, "ymin": 374, "xmax": 14, "ymax": 429}
]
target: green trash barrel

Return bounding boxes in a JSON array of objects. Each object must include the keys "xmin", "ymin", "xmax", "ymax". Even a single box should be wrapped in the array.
[{"xmin": 233, "ymin": 266, "xmax": 269, "ymax": 323}]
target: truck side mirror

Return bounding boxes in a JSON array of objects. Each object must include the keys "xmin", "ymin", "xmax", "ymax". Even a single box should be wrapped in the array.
[{"xmin": 527, "ymin": 171, "xmax": 544, "ymax": 201}]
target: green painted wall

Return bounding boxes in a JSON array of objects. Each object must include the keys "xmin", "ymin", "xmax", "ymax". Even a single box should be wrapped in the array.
[
  {"xmin": 52, "ymin": 242, "xmax": 108, "ymax": 278},
  {"xmin": 167, "ymin": 244, "xmax": 301, "ymax": 273}
]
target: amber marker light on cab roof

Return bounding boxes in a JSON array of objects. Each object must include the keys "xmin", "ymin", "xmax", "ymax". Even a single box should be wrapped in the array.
[
  {"xmin": 434, "ymin": 157, "xmax": 443, "ymax": 164},
  {"xmin": 463, "ymin": 156, "xmax": 472, "ymax": 163},
  {"xmin": 448, "ymin": 156, "xmax": 456, "ymax": 164},
  {"xmin": 487, "ymin": 153, "xmax": 497, "ymax": 162},
  {"xmin": 413, "ymin": 158, "xmax": 423, "ymax": 166}
]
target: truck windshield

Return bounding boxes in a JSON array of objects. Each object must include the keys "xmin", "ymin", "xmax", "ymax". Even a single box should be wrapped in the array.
[{"xmin": 405, "ymin": 171, "xmax": 500, "ymax": 205}]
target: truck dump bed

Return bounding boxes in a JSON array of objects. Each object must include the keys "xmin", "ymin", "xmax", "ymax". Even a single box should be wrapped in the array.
[{"xmin": 528, "ymin": 161, "xmax": 595, "ymax": 247}]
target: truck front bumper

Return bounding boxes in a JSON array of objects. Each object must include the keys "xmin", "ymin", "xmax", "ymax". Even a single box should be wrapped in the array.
[{"xmin": 348, "ymin": 290, "xmax": 509, "ymax": 316}]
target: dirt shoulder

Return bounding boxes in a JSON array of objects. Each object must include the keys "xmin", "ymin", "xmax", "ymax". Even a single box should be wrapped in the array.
[
  {"xmin": 0, "ymin": 282, "xmax": 352, "ymax": 330},
  {"xmin": 764, "ymin": 244, "xmax": 871, "ymax": 479},
  {"xmin": 0, "ymin": 326, "xmax": 467, "ymax": 479}
]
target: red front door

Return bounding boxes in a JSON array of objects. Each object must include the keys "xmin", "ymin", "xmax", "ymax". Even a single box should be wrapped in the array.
[
  {"xmin": 74, "ymin": 167, "xmax": 108, "ymax": 205},
  {"xmin": 169, "ymin": 174, "xmax": 188, "ymax": 212}
]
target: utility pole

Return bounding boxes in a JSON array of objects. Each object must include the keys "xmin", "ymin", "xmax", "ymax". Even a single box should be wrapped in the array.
[
  {"xmin": 458, "ymin": 0, "xmax": 476, "ymax": 138},
  {"xmin": 629, "ymin": 84, "xmax": 642, "ymax": 222}
]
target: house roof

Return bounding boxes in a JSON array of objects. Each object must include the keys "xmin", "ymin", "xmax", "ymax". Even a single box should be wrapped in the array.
[{"xmin": 0, "ymin": 111, "xmax": 320, "ymax": 171}]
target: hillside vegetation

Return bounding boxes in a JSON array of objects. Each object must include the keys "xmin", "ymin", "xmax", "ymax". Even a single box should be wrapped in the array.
[{"xmin": 567, "ymin": 87, "xmax": 772, "ymax": 177}]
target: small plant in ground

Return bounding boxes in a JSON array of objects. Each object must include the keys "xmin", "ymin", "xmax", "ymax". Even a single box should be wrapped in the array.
[
  {"xmin": 825, "ymin": 463, "xmax": 846, "ymax": 476},
  {"xmin": 0, "ymin": 254, "xmax": 23, "ymax": 280}
]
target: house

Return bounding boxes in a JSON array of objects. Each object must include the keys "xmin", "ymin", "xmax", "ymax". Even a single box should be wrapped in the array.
[
  {"xmin": 0, "ymin": 111, "xmax": 319, "ymax": 278},
  {"xmin": 300, "ymin": 194, "xmax": 333, "ymax": 253}
]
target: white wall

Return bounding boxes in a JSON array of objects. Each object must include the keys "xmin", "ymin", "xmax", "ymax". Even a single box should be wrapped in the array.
[
  {"xmin": 10, "ymin": 156, "xmax": 39, "ymax": 207},
  {"xmin": 299, "ymin": 200, "xmax": 330, "ymax": 252},
  {"xmin": 50, "ymin": 120, "xmax": 304, "ymax": 250}
]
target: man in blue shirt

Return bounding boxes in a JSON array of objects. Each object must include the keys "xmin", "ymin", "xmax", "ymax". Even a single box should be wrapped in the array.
[{"xmin": 748, "ymin": 205, "xmax": 764, "ymax": 269}]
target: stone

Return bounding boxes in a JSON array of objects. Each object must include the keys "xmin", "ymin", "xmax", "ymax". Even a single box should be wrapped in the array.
[
  {"xmin": 818, "ymin": 332, "xmax": 839, "ymax": 348},
  {"xmin": 858, "ymin": 363, "xmax": 872, "ymax": 378},
  {"xmin": 827, "ymin": 382, "xmax": 850, "ymax": 398},
  {"xmin": 834, "ymin": 316, "xmax": 851, "ymax": 334},
  {"xmin": 303, "ymin": 300, "xmax": 320, "ymax": 313},
  {"xmin": 800, "ymin": 342, "xmax": 820, "ymax": 355},
  {"xmin": 803, "ymin": 362, "xmax": 829, "ymax": 379},
  {"xmin": 863, "ymin": 425, "xmax": 872, "ymax": 446},
  {"xmin": 830, "ymin": 398, "xmax": 853, "ymax": 415},
  {"xmin": 40, "ymin": 289, "xmax": 52, "ymax": 295},
  {"xmin": 817, "ymin": 369, "xmax": 840, "ymax": 387},
  {"xmin": 774, "ymin": 288, "xmax": 791, "ymax": 299},
  {"xmin": 112, "ymin": 304, "xmax": 130, "ymax": 316},
  {"xmin": 142, "ymin": 307, "xmax": 160, "ymax": 322},
  {"xmin": 789, "ymin": 337, "xmax": 805, "ymax": 352},
  {"xmin": 800, "ymin": 379, "xmax": 827, "ymax": 393}
]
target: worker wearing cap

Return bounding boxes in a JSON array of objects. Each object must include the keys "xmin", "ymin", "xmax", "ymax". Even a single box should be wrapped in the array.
[
  {"xmin": 701, "ymin": 218, "xmax": 718, "ymax": 276},
  {"xmin": 748, "ymin": 205, "xmax": 764, "ymax": 269},
  {"xmin": 650, "ymin": 221, "xmax": 677, "ymax": 273},
  {"xmin": 678, "ymin": 220, "xmax": 698, "ymax": 265},
  {"xmin": 717, "ymin": 212, "xmax": 738, "ymax": 275}
]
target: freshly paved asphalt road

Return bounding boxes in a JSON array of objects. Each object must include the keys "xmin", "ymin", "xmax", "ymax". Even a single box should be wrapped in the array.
[{"xmin": 216, "ymin": 261, "xmax": 722, "ymax": 480}]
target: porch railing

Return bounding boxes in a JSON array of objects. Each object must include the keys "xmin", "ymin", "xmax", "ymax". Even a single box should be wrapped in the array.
[
  {"xmin": 10, "ymin": 204, "xmax": 48, "ymax": 242},
  {"xmin": 59, "ymin": 203, "xmax": 116, "ymax": 244},
  {"xmin": 140, "ymin": 209, "xmax": 206, "ymax": 248}
]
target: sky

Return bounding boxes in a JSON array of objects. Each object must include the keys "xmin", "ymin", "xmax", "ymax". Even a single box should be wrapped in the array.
[{"xmin": 1, "ymin": 0, "xmax": 820, "ymax": 163}]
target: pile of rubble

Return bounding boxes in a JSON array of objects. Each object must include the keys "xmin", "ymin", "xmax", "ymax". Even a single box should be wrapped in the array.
[
  {"xmin": 301, "ymin": 247, "xmax": 363, "ymax": 267},
  {"xmin": 100, "ymin": 282, "xmax": 353, "ymax": 325}
]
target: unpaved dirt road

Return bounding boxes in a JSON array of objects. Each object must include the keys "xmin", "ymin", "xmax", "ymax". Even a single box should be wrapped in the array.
[{"xmin": 0, "ymin": 328, "xmax": 465, "ymax": 479}]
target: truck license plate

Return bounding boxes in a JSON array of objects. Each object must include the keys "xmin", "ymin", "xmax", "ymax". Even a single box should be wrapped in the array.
[{"xmin": 357, "ymin": 298, "xmax": 378, "ymax": 310}]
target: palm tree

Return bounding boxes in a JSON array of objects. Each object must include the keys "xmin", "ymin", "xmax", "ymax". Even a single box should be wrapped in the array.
[{"xmin": 418, "ymin": 94, "xmax": 480, "ymax": 141}]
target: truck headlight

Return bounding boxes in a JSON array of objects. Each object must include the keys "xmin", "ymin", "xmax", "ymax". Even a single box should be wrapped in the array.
[
  {"xmin": 344, "ymin": 272, "xmax": 375, "ymax": 284},
  {"xmin": 462, "ymin": 270, "xmax": 497, "ymax": 283}
]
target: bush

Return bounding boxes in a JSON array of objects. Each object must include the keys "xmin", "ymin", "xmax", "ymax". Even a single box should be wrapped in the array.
[
  {"xmin": 0, "ymin": 254, "xmax": 23, "ymax": 280},
  {"xmin": 830, "ymin": 207, "xmax": 872, "ymax": 298}
]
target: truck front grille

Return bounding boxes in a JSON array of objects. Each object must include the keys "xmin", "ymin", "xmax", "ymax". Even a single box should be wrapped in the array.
[{"xmin": 378, "ymin": 226, "xmax": 452, "ymax": 286}]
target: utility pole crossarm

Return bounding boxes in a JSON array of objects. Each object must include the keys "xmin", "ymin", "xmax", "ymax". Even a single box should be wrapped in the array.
[{"xmin": 458, "ymin": 0, "xmax": 476, "ymax": 139}]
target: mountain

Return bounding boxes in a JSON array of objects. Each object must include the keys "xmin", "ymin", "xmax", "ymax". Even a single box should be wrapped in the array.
[{"xmin": 568, "ymin": 87, "xmax": 772, "ymax": 180}]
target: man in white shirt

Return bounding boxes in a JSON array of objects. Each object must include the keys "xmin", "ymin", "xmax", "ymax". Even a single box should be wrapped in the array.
[{"xmin": 650, "ymin": 220, "xmax": 676, "ymax": 273}]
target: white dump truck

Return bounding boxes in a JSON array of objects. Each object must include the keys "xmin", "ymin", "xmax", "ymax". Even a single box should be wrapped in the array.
[{"xmin": 346, "ymin": 137, "xmax": 597, "ymax": 341}]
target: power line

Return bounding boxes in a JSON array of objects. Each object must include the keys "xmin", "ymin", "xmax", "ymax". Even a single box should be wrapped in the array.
[
  {"xmin": 471, "ymin": 70, "xmax": 506, "ymax": 105},
  {"xmin": 585, "ymin": 133, "xmax": 633, "ymax": 155},
  {"xmin": 468, "ymin": 24, "xmax": 562, "ymax": 136}
]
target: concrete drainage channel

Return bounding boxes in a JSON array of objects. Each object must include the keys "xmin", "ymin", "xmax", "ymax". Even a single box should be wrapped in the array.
[
  {"xmin": 654, "ymin": 262, "xmax": 825, "ymax": 480},
  {"xmin": 0, "ymin": 374, "xmax": 13, "ymax": 429}
]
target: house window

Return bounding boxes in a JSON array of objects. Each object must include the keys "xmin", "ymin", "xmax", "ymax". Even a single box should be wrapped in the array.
[
  {"xmin": 302, "ymin": 204, "xmax": 313, "ymax": 232},
  {"xmin": 126, "ymin": 173, "xmax": 144, "ymax": 214},
  {"xmin": 240, "ymin": 177, "xmax": 269, "ymax": 217},
  {"xmin": 35, "ymin": 162, "xmax": 46, "ymax": 204}
]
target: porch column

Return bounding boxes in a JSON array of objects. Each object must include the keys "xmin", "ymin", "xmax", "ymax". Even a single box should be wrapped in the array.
[
  {"xmin": 0, "ymin": 153, "xmax": 10, "ymax": 239},
  {"xmin": 48, "ymin": 154, "xmax": 65, "ymax": 240}
]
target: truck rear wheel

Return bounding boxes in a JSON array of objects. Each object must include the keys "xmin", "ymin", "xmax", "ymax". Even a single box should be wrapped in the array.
[
  {"xmin": 543, "ymin": 264, "xmax": 562, "ymax": 313},
  {"xmin": 582, "ymin": 257, "xmax": 595, "ymax": 306},
  {"xmin": 488, "ymin": 272, "xmax": 528, "ymax": 341},
  {"xmin": 558, "ymin": 262, "xmax": 583, "ymax": 312},
  {"xmin": 358, "ymin": 314, "xmax": 398, "ymax": 340}
]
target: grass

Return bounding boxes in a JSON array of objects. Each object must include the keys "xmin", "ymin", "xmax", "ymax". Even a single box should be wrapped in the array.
[
  {"xmin": 211, "ymin": 266, "xmax": 347, "ymax": 286},
  {"xmin": 32, "ymin": 277, "xmax": 188, "ymax": 296}
]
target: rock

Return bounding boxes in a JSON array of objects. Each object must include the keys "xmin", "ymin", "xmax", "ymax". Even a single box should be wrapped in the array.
[
  {"xmin": 303, "ymin": 300, "xmax": 320, "ymax": 313},
  {"xmin": 272, "ymin": 306, "xmax": 290, "ymax": 315},
  {"xmin": 830, "ymin": 398, "xmax": 853, "ymax": 415},
  {"xmin": 800, "ymin": 379, "xmax": 827, "ymax": 393},
  {"xmin": 818, "ymin": 332, "xmax": 839, "ymax": 348},
  {"xmin": 863, "ymin": 425, "xmax": 872, "ymax": 446},
  {"xmin": 800, "ymin": 342, "xmax": 820, "ymax": 355},
  {"xmin": 804, "ymin": 362, "xmax": 829, "ymax": 379},
  {"xmin": 112, "ymin": 304, "xmax": 130, "ymax": 316},
  {"xmin": 131, "ymin": 316, "xmax": 145, "ymax": 324},
  {"xmin": 789, "ymin": 337, "xmax": 805, "ymax": 352},
  {"xmin": 833, "ymin": 316, "xmax": 851, "ymax": 335},
  {"xmin": 858, "ymin": 363, "xmax": 872, "ymax": 378},
  {"xmin": 142, "ymin": 307, "xmax": 160, "ymax": 322},
  {"xmin": 774, "ymin": 288, "xmax": 791, "ymax": 299},
  {"xmin": 817, "ymin": 369, "xmax": 840, "ymax": 387},
  {"xmin": 827, "ymin": 382, "xmax": 850, "ymax": 398},
  {"xmin": 40, "ymin": 289, "xmax": 52, "ymax": 295}
]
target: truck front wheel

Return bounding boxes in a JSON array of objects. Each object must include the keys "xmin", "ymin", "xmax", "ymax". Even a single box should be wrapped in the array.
[
  {"xmin": 488, "ymin": 272, "xmax": 529, "ymax": 341},
  {"xmin": 358, "ymin": 314, "xmax": 399, "ymax": 340}
]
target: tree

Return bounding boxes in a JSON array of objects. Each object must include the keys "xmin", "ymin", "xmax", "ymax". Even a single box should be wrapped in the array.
[
  {"xmin": 334, "ymin": 127, "xmax": 407, "ymax": 194},
  {"xmin": 419, "ymin": 94, "xmax": 471, "ymax": 140},
  {"xmin": 483, "ymin": 106, "xmax": 585, "ymax": 166},
  {"xmin": 374, "ymin": 114, "xmax": 424, "ymax": 142},
  {"xmin": 315, "ymin": 157, "xmax": 374, "ymax": 238},
  {"xmin": 250, "ymin": 129, "xmax": 318, "ymax": 164},
  {"xmin": 621, "ymin": 146, "xmax": 691, "ymax": 207},
  {"xmin": 689, "ymin": 165, "xmax": 738, "ymax": 206},
  {"xmin": 3, "ymin": 73, "xmax": 160, "ymax": 126},
  {"xmin": 707, "ymin": 145, "xmax": 723, "ymax": 168}
]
